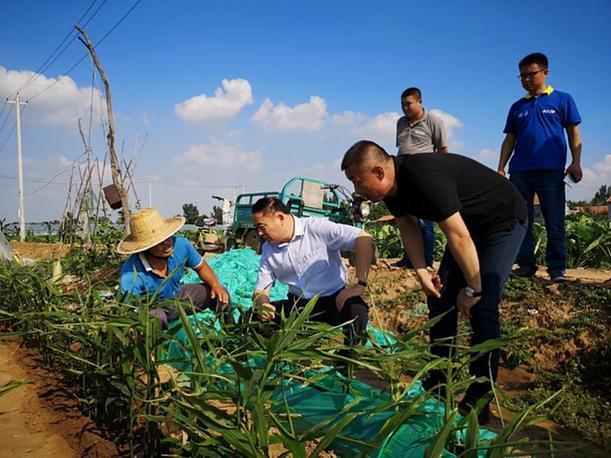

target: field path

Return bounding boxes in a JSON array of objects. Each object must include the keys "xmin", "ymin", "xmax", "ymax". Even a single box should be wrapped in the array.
[{"xmin": 0, "ymin": 339, "xmax": 118, "ymax": 458}]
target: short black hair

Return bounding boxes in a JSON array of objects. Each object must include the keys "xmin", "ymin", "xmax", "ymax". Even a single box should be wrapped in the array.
[
  {"xmin": 519, "ymin": 52, "xmax": 548, "ymax": 69},
  {"xmin": 251, "ymin": 197, "xmax": 290, "ymax": 215},
  {"xmin": 341, "ymin": 140, "xmax": 391, "ymax": 171},
  {"xmin": 400, "ymin": 87, "xmax": 422, "ymax": 100}
]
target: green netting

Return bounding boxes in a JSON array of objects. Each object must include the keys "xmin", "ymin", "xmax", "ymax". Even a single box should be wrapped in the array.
[{"xmin": 170, "ymin": 248, "xmax": 496, "ymax": 456}]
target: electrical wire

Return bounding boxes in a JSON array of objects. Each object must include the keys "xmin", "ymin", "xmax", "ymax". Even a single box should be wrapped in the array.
[
  {"xmin": 11, "ymin": 0, "xmax": 102, "ymax": 97},
  {"xmin": 26, "ymin": 0, "xmax": 143, "ymax": 103},
  {"xmin": 0, "ymin": 104, "xmax": 14, "ymax": 140}
]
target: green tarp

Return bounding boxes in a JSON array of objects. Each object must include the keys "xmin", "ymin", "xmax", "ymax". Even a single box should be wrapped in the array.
[{"xmin": 172, "ymin": 248, "xmax": 496, "ymax": 456}]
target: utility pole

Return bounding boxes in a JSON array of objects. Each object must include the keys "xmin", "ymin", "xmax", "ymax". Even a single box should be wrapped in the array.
[{"xmin": 7, "ymin": 94, "xmax": 27, "ymax": 241}]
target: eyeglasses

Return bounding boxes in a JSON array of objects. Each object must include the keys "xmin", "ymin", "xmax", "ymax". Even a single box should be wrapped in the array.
[{"xmin": 518, "ymin": 69, "xmax": 546, "ymax": 80}]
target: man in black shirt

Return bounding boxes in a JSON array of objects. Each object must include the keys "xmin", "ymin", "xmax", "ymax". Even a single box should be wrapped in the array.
[{"xmin": 341, "ymin": 140, "xmax": 527, "ymax": 424}]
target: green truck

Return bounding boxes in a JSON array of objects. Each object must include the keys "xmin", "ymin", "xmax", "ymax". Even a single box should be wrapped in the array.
[{"xmin": 226, "ymin": 176, "xmax": 371, "ymax": 252}]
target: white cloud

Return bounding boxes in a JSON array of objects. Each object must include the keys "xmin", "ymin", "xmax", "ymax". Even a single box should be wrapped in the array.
[
  {"xmin": 429, "ymin": 108, "xmax": 463, "ymax": 138},
  {"xmin": 331, "ymin": 110, "xmax": 401, "ymax": 136},
  {"xmin": 251, "ymin": 96, "xmax": 327, "ymax": 131},
  {"xmin": 475, "ymin": 148, "xmax": 498, "ymax": 169},
  {"xmin": 174, "ymin": 78, "xmax": 253, "ymax": 123},
  {"xmin": 0, "ymin": 66, "xmax": 103, "ymax": 127},
  {"xmin": 174, "ymin": 139, "xmax": 263, "ymax": 170},
  {"xmin": 359, "ymin": 112, "xmax": 401, "ymax": 137},
  {"xmin": 580, "ymin": 154, "xmax": 611, "ymax": 194},
  {"xmin": 331, "ymin": 110, "xmax": 367, "ymax": 126}
]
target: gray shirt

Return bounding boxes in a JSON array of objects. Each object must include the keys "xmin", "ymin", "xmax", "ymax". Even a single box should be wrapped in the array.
[{"xmin": 396, "ymin": 110, "xmax": 448, "ymax": 155}]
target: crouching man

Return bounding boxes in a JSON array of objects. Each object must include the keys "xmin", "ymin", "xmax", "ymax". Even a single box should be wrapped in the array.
[
  {"xmin": 118, "ymin": 208, "xmax": 230, "ymax": 327},
  {"xmin": 252, "ymin": 197, "xmax": 373, "ymax": 351},
  {"xmin": 342, "ymin": 140, "xmax": 527, "ymax": 424}
]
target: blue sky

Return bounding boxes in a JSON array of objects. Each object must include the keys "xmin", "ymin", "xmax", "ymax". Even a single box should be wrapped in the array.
[{"xmin": 1, "ymin": 0, "xmax": 610, "ymax": 221}]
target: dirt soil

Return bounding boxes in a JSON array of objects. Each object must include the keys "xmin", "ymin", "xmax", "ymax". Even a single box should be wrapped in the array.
[
  {"xmin": 9, "ymin": 241, "xmax": 72, "ymax": 260},
  {"xmin": 363, "ymin": 260, "xmax": 610, "ymax": 450},
  {"xmin": 0, "ymin": 339, "xmax": 119, "ymax": 458}
]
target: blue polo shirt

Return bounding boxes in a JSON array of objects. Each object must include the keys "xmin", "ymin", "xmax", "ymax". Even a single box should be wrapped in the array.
[
  {"xmin": 120, "ymin": 236, "xmax": 203, "ymax": 299},
  {"xmin": 503, "ymin": 86, "xmax": 581, "ymax": 173}
]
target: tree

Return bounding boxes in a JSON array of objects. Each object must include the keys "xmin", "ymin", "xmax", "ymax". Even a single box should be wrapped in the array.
[
  {"xmin": 369, "ymin": 202, "xmax": 391, "ymax": 221},
  {"xmin": 591, "ymin": 185, "xmax": 611, "ymax": 205},
  {"xmin": 76, "ymin": 24, "xmax": 131, "ymax": 236},
  {"xmin": 212, "ymin": 205, "xmax": 223, "ymax": 223},
  {"xmin": 182, "ymin": 203, "xmax": 200, "ymax": 224}
]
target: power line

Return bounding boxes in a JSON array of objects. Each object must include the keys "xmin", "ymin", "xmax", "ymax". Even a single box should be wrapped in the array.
[
  {"xmin": 26, "ymin": 0, "xmax": 143, "ymax": 103},
  {"xmin": 0, "ymin": 121, "xmax": 17, "ymax": 155},
  {"xmin": 13, "ymin": 0, "xmax": 105, "ymax": 96},
  {"xmin": 0, "ymin": 103, "xmax": 14, "ymax": 139},
  {"xmin": 0, "ymin": 101, "xmax": 8, "ymax": 128}
]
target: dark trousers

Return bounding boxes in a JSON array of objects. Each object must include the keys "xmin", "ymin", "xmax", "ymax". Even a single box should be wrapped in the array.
[
  {"xmin": 151, "ymin": 283, "xmax": 231, "ymax": 328},
  {"xmin": 510, "ymin": 169, "xmax": 566, "ymax": 273},
  {"xmin": 427, "ymin": 220, "xmax": 526, "ymax": 404},
  {"xmin": 404, "ymin": 219, "xmax": 435, "ymax": 267},
  {"xmin": 272, "ymin": 290, "xmax": 369, "ymax": 346}
]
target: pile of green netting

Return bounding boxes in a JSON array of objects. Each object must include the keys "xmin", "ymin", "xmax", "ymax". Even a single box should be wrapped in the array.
[{"xmin": 174, "ymin": 248, "xmax": 495, "ymax": 456}]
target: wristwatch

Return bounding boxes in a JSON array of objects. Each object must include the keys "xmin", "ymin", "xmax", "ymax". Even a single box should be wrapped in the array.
[
  {"xmin": 464, "ymin": 286, "xmax": 482, "ymax": 298},
  {"xmin": 356, "ymin": 280, "xmax": 368, "ymax": 288}
]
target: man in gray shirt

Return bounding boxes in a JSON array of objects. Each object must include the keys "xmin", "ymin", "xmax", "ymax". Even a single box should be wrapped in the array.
[{"xmin": 393, "ymin": 87, "xmax": 448, "ymax": 268}]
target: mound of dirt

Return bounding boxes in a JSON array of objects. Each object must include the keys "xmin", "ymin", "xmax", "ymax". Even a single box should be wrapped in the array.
[{"xmin": 9, "ymin": 241, "xmax": 71, "ymax": 260}]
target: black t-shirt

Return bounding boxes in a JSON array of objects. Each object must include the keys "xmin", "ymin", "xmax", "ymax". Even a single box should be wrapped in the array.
[{"xmin": 384, "ymin": 154, "xmax": 527, "ymax": 236}]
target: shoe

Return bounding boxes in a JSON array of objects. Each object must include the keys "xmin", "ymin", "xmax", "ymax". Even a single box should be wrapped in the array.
[
  {"xmin": 511, "ymin": 266, "xmax": 537, "ymax": 278},
  {"xmin": 421, "ymin": 373, "xmax": 447, "ymax": 399},
  {"xmin": 391, "ymin": 257, "xmax": 413, "ymax": 269},
  {"xmin": 458, "ymin": 399, "xmax": 491, "ymax": 425},
  {"xmin": 549, "ymin": 271, "xmax": 567, "ymax": 283}
]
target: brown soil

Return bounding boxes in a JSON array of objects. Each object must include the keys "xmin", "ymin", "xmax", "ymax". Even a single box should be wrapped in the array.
[
  {"xmin": 9, "ymin": 241, "xmax": 72, "ymax": 260},
  {"xmin": 0, "ymin": 339, "xmax": 119, "ymax": 458}
]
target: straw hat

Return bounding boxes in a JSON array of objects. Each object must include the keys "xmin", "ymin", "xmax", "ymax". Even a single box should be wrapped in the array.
[{"xmin": 117, "ymin": 208, "xmax": 185, "ymax": 255}]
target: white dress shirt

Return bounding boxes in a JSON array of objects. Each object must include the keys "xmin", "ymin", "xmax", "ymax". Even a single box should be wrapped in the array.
[{"xmin": 255, "ymin": 216, "xmax": 361, "ymax": 299}]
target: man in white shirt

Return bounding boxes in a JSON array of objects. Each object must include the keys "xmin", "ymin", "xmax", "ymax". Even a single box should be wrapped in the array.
[{"xmin": 252, "ymin": 197, "xmax": 373, "ymax": 348}]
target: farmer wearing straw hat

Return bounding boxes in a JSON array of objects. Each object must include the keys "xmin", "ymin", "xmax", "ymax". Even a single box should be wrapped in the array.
[{"xmin": 118, "ymin": 208, "xmax": 229, "ymax": 327}]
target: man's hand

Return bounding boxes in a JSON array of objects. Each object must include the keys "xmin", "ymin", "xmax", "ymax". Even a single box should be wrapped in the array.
[
  {"xmin": 258, "ymin": 303, "xmax": 276, "ymax": 321},
  {"xmin": 565, "ymin": 162, "xmax": 583, "ymax": 183},
  {"xmin": 210, "ymin": 282, "xmax": 229, "ymax": 304},
  {"xmin": 497, "ymin": 169, "xmax": 506, "ymax": 177},
  {"xmin": 336, "ymin": 284, "xmax": 365, "ymax": 311},
  {"xmin": 416, "ymin": 269, "xmax": 443, "ymax": 298},
  {"xmin": 457, "ymin": 287, "xmax": 481, "ymax": 318}
]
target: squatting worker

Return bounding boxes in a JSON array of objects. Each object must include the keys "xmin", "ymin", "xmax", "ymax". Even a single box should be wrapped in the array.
[
  {"xmin": 252, "ymin": 197, "xmax": 373, "ymax": 352},
  {"xmin": 342, "ymin": 140, "xmax": 527, "ymax": 424},
  {"xmin": 118, "ymin": 208, "xmax": 230, "ymax": 328}
]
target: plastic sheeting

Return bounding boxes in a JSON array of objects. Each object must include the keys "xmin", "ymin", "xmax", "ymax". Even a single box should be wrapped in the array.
[
  {"xmin": 0, "ymin": 230, "xmax": 15, "ymax": 262},
  {"xmin": 171, "ymin": 248, "xmax": 496, "ymax": 456}
]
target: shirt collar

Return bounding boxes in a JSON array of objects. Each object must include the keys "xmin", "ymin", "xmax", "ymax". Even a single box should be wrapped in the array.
[
  {"xmin": 524, "ymin": 85, "xmax": 554, "ymax": 99},
  {"xmin": 408, "ymin": 109, "xmax": 428, "ymax": 126},
  {"xmin": 139, "ymin": 252, "xmax": 153, "ymax": 272},
  {"xmin": 277, "ymin": 215, "xmax": 304, "ymax": 248}
]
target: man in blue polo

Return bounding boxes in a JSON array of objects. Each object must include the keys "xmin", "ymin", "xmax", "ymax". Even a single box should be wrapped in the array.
[
  {"xmin": 497, "ymin": 52, "xmax": 582, "ymax": 283},
  {"xmin": 119, "ymin": 208, "xmax": 230, "ymax": 327}
]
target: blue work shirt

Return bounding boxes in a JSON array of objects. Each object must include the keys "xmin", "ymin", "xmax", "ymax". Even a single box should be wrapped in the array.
[
  {"xmin": 503, "ymin": 86, "xmax": 581, "ymax": 173},
  {"xmin": 120, "ymin": 236, "xmax": 203, "ymax": 299},
  {"xmin": 255, "ymin": 216, "xmax": 362, "ymax": 299}
]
